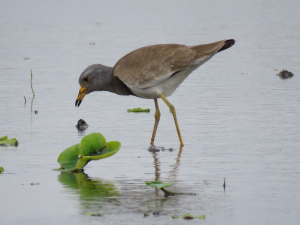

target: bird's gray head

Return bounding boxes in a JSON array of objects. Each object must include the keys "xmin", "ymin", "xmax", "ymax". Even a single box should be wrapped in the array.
[{"xmin": 75, "ymin": 64, "xmax": 113, "ymax": 107}]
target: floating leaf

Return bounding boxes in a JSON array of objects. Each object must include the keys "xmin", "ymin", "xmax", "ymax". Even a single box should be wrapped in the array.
[
  {"xmin": 0, "ymin": 136, "xmax": 7, "ymax": 141},
  {"xmin": 127, "ymin": 108, "xmax": 150, "ymax": 113},
  {"xmin": 145, "ymin": 180, "xmax": 196, "ymax": 196},
  {"xmin": 0, "ymin": 167, "xmax": 4, "ymax": 173},
  {"xmin": 145, "ymin": 181, "xmax": 173, "ymax": 189},
  {"xmin": 0, "ymin": 136, "xmax": 18, "ymax": 146},
  {"xmin": 77, "ymin": 132, "xmax": 106, "ymax": 156},
  {"xmin": 82, "ymin": 141, "xmax": 121, "ymax": 161},
  {"xmin": 57, "ymin": 144, "xmax": 81, "ymax": 170},
  {"xmin": 172, "ymin": 214, "xmax": 205, "ymax": 219},
  {"xmin": 57, "ymin": 133, "xmax": 121, "ymax": 171}
]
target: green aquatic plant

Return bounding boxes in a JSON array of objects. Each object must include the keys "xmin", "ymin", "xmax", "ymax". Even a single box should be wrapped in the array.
[
  {"xmin": 127, "ymin": 108, "xmax": 150, "ymax": 112},
  {"xmin": 0, "ymin": 136, "xmax": 18, "ymax": 146},
  {"xmin": 145, "ymin": 181, "xmax": 173, "ymax": 189},
  {"xmin": 145, "ymin": 181, "xmax": 196, "ymax": 196},
  {"xmin": 57, "ymin": 132, "xmax": 121, "ymax": 171},
  {"xmin": 0, "ymin": 167, "xmax": 4, "ymax": 173},
  {"xmin": 84, "ymin": 213, "xmax": 102, "ymax": 216},
  {"xmin": 172, "ymin": 214, "xmax": 205, "ymax": 220}
]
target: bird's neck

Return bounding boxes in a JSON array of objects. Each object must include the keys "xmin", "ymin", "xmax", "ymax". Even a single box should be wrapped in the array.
[{"xmin": 100, "ymin": 67, "xmax": 135, "ymax": 96}]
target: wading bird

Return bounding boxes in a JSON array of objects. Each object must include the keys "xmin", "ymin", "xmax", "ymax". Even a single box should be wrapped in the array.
[{"xmin": 76, "ymin": 39, "xmax": 235, "ymax": 146}]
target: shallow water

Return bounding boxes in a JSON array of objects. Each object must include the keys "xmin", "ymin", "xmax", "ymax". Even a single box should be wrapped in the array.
[{"xmin": 1, "ymin": 0, "xmax": 300, "ymax": 224}]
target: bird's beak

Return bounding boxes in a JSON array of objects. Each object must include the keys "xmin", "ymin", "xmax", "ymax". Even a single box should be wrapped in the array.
[{"xmin": 75, "ymin": 85, "xmax": 87, "ymax": 107}]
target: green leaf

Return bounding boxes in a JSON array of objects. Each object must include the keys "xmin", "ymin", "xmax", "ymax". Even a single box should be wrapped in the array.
[
  {"xmin": 127, "ymin": 108, "xmax": 150, "ymax": 113},
  {"xmin": 56, "ymin": 134, "xmax": 121, "ymax": 171},
  {"xmin": 0, "ymin": 136, "xmax": 18, "ymax": 146},
  {"xmin": 57, "ymin": 144, "xmax": 80, "ymax": 170},
  {"xmin": 0, "ymin": 136, "xmax": 7, "ymax": 141},
  {"xmin": 82, "ymin": 141, "xmax": 121, "ymax": 161},
  {"xmin": 0, "ymin": 167, "xmax": 4, "ymax": 173},
  {"xmin": 172, "ymin": 214, "xmax": 205, "ymax": 219},
  {"xmin": 78, "ymin": 133, "xmax": 106, "ymax": 156},
  {"xmin": 145, "ymin": 181, "xmax": 173, "ymax": 189}
]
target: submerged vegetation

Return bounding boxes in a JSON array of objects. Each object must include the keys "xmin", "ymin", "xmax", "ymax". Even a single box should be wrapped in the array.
[
  {"xmin": 57, "ymin": 132, "xmax": 121, "ymax": 172},
  {"xmin": 172, "ymin": 214, "xmax": 205, "ymax": 220},
  {"xmin": 0, "ymin": 136, "xmax": 18, "ymax": 147},
  {"xmin": 145, "ymin": 181, "xmax": 196, "ymax": 196},
  {"xmin": 127, "ymin": 108, "xmax": 150, "ymax": 113}
]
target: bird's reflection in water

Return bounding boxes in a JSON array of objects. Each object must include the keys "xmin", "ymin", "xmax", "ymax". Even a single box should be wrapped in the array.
[
  {"xmin": 142, "ymin": 146, "xmax": 187, "ymax": 213},
  {"xmin": 150, "ymin": 146, "xmax": 184, "ymax": 196},
  {"xmin": 58, "ymin": 172, "xmax": 119, "ymax": 214}
]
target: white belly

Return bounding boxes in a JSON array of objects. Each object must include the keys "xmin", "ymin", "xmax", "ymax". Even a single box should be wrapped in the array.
[{"xmin": 128, "ymin": 54, "xmax": 213, "ymax": 99}]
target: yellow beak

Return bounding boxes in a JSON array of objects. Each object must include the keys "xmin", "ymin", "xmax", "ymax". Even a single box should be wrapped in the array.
[{"xmin": 75, "ymin": 85, "xmax": 87, "ymax": 107}]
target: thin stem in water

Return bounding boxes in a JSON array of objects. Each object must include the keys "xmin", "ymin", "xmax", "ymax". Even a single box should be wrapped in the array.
[{"xmin": 30, "ymin": 69, "xmax": 35, "ymax": 97}]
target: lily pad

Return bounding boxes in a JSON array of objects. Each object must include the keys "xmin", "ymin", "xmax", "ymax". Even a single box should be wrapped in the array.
[
  {"xmin": 57, "ymin": 144, "xmax": 80, "ymax": 170},
  {"xmin": 77, "ymin": 132, "xmax": 106, "ymax": 156},
  {"xmin": 172, "ymin": 214, "xmax": 205, "ymax": 219},
  {"xmin": 0, "ymin": 167, "xmax": 4, "ymax": 173},
  {"xmin": 57, "ymin": 133, "xmax": 121, "ymax": 171},
  {"xmin": 0, "ymin": 136, "xmax": 18, "ymax": 146},
  {"xmin": 127, "ymin": 108, "xmax": 150, "ymax": 113},
  {"xmin": 145, "ymin": 181, "xmax": 173, "ymax": 189}
]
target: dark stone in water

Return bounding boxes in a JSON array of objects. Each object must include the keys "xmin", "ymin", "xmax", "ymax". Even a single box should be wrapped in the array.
[
  {"xmin": 147, "ymin": 145, "xmax": 160, "ymax": 152},
  {"xmin": 277, "ymin": 70, "xmax": 294, "ymax": 79},
  {"xmin": 76, "ymin": 119, "xmax": 88, "ymax": 131},
  {"xmin": 148, "ymin": 145, "xmax": 176, "ymax": 152},
  {"xmin": 152, "ymin": 211, "xmax": 160, "ymax": 216}
]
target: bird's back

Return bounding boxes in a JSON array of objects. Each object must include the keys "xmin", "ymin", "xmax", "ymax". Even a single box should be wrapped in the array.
[{"xmin": 113, "ymin": 39, "xmax": 235, "ymax": 89}]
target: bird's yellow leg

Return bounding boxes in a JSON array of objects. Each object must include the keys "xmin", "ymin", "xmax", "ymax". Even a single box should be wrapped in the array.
[
  {"xmin": 150, "ymin": 99, "xmax": 161, "ymax": 145},
  {"xmin": 158, "ymin": 93, "xmax": 184, "ymax": 146}
]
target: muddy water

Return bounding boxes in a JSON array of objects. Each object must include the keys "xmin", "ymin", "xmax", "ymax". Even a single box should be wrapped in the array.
[{"xmin": 1, "ymin": 0, "xmax": 300, "ymax": 224}]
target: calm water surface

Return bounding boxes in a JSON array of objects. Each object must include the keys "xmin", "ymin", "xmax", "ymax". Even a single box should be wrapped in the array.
[{"xmin": 1, "ymin": 0, "xmax": 300, "ymax": 224}]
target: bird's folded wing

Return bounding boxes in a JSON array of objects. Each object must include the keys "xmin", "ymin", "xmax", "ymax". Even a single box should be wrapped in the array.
[{"xmin": 113, "ymin": 40, "xmax": 227, "ymax": 89}]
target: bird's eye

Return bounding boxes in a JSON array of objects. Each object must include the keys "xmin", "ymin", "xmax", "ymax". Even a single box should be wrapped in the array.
[{"xmin": 83, "ymin": 77, "xmax": 89, "ymax": 82}]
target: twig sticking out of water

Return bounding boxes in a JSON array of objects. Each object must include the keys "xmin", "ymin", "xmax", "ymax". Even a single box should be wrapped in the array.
[
  {"xmin": 223, "ymin": 178, "xmax": 226, "ymax": 191},
  {"xmin": 24, "ymin": 96, "xmax": 26, "ymax": 104},
  {"xmin": 30, "ymin": 69, "xmax": 35, "ymax": 97}
]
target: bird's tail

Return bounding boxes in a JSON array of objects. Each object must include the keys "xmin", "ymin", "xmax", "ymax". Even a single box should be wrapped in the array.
[{"xmin": 218, "ymin": 39, "xmax": 235, "ymax": 52}]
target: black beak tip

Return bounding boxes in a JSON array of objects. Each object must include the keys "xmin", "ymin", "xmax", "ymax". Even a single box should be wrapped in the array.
[{"xmin": 75, "ymin": 99, "xmax": 82, "ymax": 107}]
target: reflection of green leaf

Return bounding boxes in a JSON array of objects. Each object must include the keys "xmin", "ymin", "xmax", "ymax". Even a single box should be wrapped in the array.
[
  {"xmin": 172, "ymin": 214, "xmax": 205, "ymax": 219},
  {"xmin": 58, "ymin": 172, "xmax": 119, "ymax": 199},
  {"xmin": 145, "ymin": 181, "xmax": 173, "ymax": 189},
  {"xmin": 57, "ymin": 133, "xmax": 121, "ymax": 172},
  {"xmin": 0, "ymin": 167, "xmax": 4, "ymax": 173},
  {"xmin": 127, "ymin": 108, "xmax": 150, "ymax": 113},
  {"xmin": 77, "ymin": 133, "xmax": 106, "ymax": 156},
  {"xmin": 0, "ymin": 136, "xmax": 18, "ymax": 146}
]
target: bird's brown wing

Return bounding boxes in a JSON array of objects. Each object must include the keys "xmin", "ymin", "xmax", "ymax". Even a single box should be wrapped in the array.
[{"xmin": 113, "ymin": 40, "xmax": 228, "ymax": 88}]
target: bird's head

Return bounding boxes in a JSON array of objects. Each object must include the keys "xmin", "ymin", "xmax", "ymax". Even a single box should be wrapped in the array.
[{"xmin": 75, "ymin": 64, "xmax": 112, "ymax": 107}]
